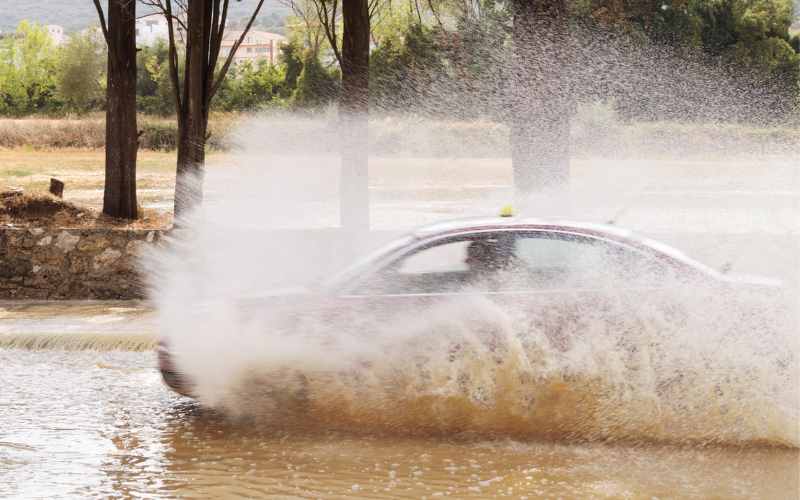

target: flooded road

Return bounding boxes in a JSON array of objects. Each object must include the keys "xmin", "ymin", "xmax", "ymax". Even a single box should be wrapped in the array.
[
  {"xmin": 2, "ymin": 351, "xmax": 798, "ymax": 499},
  {"xmin": 2, "ymin": 154, "xmax": 798, "ymax": 498},
  {"xmin": 2, "ymin": 300, "xmax": 799, "ymax": 499}
]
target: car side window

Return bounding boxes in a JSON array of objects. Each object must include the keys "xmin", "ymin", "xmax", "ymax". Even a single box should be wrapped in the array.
[
  {"xmin": 510, "ymin": 233, "xmax": 670, "ymax": 289},
  {"xmin": 398, "ymin": 240, "xmax": 471, "ymax": 275},
  {"xmin": 355, "ymin": 234, "xmax": 513, "ymax": 295}
]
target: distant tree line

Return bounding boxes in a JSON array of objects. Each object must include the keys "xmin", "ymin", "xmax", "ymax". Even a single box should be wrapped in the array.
[{"xmin": 2, "ymin": 0, "xmax": 798, "ymax": 122}]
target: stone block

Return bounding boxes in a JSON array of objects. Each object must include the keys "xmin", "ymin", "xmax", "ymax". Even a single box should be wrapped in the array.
[
  {"xmin": 78, "ymin": 234, "xmax": 110, "ymax": 252},
  {"xmin": 55, "ymin": 231, "xmax": 80, "ymax": 253},
  {"xmin": 93, "ymin": 248, "xmax": 122, "ymax": 270},
  {"xmin": 0, "ymin": 257, "xmax": 32, "ymax": 279}
]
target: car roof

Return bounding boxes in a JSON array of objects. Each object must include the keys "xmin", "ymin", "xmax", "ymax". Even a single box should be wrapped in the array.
[
  {"xmin": 323, "ymin": 217, "xmax": 720, "ymax": 293},
  {"xmin": 411, "ymin": 216, "xmax": 635, "ymax": 240},
  {"xmin": 410, "ymin": 216, "xmax": 718, "ymax": 275}
]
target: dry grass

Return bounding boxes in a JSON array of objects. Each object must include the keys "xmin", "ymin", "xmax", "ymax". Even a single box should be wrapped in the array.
[
  {"xmin": 0, "ymin": 113, "xmax": 239, "ymax": 151},
  {"xmin": 0, "ymin": 150, "xmax": 178, "ymax": 189},
  {"xmin": 0, "ymin": 150, "xmax": 188, "ymax": 213},
  {"xmin": 1, "ymin": 113, "xmax": 797, "ymax": 158}
]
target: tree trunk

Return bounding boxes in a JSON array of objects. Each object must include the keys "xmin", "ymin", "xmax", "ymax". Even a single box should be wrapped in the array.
[
  {"xmin": 174, "ymin": 0, "xmax": 211, "ymax": 219},
  {"xmin": 510, "ymin": 0, "xmax": 572, "ymax": 195},
  {"xmin": 340, "ymin": 0, "xmax": 371, "ymax": 235},
  {"xmin": 103, "ymin": 0, "xmax": 138, "ymax": 219}
]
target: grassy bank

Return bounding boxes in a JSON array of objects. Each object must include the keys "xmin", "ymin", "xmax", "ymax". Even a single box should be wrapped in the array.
[{"xmin": 0, "ymin": 112, "xmax": 797, "ymax": 158}]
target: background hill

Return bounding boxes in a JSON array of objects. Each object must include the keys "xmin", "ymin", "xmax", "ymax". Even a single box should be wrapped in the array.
[{"xmin": 0, "ymin": 0, "xmax": 288, "ymax": 33}]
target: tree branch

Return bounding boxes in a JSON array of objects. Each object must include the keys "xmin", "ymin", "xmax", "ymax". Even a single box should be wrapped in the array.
[
  {"xmin": 427, "ymin": 0, "xmax": 444, "ymax": 28},
  {"xmin": 163, "ymin": 0, "xmax": 183, "ymax": 115},
  {"xmin": 208, "ymin": 0, "xmax": 227, "ymax": 80},
  {"xmin": 91, "ymin": 0, "xmax": 111, "ymax": 46},
  {"xmin": 209, "ymin": 0, "xmax": 267, "ymax": 100},
  {"xmin": 314, "ymin": 0, "xmax": 342, "ymax": 67},
  {"xmin": 368, "ymin": 0, "xmax": 382, "ymax": 19},
  {"xmin": 142, "ymin": 0, "xmax": 189, "ymax": 31}
]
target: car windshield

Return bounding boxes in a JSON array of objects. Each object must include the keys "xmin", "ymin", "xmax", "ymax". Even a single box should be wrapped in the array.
[{"xmin": 321, "ymin": 234, "xmax": 415, "ymax": 292}]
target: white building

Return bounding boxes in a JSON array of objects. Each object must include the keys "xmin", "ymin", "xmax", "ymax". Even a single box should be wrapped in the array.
[
  {"xmin": 221, "ymin": 30, "xmax": 287, "ymax": 66},
  {"xmin": 46, "ymin": 24, "xmax": 67, "ymax": 46},
  {"xmin": 135, "ymin": 17, "xmax": 171, "ymax": 46}
]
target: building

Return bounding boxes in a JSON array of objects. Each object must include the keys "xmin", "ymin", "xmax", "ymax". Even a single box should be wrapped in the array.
[
  {"xmin": 45, "ymin": 24, "xmax": 66, "ymax": 46},
  {"xmin": 220, "ymin": 30, "xmax": 287, "ymax": 66},
  {"xmin": 135, "ymin": 16, "xmax": 172, "ymax": 46}
]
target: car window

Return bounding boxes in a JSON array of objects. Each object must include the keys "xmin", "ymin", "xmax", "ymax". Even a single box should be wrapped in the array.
[
  {"xmin": 355, "ymin": 234, "xmax": 512, "ymax": 295},
  {"xmin": 509, "ymin": 233, "xmax": 670, "ymax": 289},
  {"xmin": 398, "ymin": 240, "xmax": 470, "ymax": 274},
  {"xmin": 323, "ymin": 234, "xmax": 414, "ymax": 291}
]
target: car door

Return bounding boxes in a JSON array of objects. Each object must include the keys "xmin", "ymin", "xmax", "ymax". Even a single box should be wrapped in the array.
[
  {"xmin": 330, "ymin": 231, "xmax": 515, "ymax": 339},
  {"xmin": 494, "ymin": 230, "xmax": 680, "ymax": 351}
]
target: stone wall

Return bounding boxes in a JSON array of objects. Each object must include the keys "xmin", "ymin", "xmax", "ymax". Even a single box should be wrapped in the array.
[{"xmin": 0, "ymin": 227, "xmax": 163, "ymax": 299}]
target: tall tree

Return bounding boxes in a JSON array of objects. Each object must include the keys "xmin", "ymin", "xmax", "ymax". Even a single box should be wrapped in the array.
[
  {"xmin": 340, "ymin": 0, "xmax": 371, "ymax": 234},
  {"xmin": 143, "ymin": 0, "xmax": 266, "ymax": 217},
  {"xmin": 509, "ymin": 0, "xmax": 572, "ymax": 194},
  {"xmin": 93, "ymin": 0, "xmax": 139, "ymax": 219},
  {"xmin": 282, "ymin": 0, "xmax": 374, "ymax": 234}
]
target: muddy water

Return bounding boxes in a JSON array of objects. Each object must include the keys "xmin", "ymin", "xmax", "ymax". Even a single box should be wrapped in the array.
[{"xmin": 0, "ymin": 351, "xmax": 796, "ymax": 499}]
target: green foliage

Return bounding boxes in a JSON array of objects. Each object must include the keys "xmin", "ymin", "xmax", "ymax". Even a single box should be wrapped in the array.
[
  {"xmin": 370, "ymin": 3, "xmax": 509, "ymax": 119},
  {"xmin": 370, "ymin": 23, "xmax": 444, "ymax": 112},
  {"xmin": 791, "ymin": 34, "xmax": 800, "ymax": 52},
  {"xmin": 695, "ymin": 0, "xmax": 800, "ymax": 115},
  {"xmin": 281, "ymin": 41, "xmax": 304, "ymax": 90},
  {"xmin": 55, "ymin": 31, "xmax": 105, "ymax": 113},
  {"xmin": 214, "ymin": 60, "xmax": 288, "ymax": 111},
  {"xmin": 0, "ymin": 1, "xmax": 797, "ymax": 119},
  {"xmin": 291, "ymin": 51, "xmax": 339, "ymax": 108},
  {"xmin": 0, "ymin": 21, "xmax": 60, "ymax": 116},
  {"xmin": 136, "ymin": 41, "xmax": 176, "ymax": 116}
]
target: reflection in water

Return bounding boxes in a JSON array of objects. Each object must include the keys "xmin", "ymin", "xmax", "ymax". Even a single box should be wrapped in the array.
[{"xmin": 1, "ymin": 350, "xmax": 797, "ymax": 499}]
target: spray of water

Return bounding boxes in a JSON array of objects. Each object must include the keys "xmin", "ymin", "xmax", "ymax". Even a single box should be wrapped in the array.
[{"xmin": 147, "ymin": 23, "xmax": 799, "ymax": 447}]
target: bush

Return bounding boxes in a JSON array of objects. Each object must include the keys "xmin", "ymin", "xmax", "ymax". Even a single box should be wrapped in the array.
[
  {"xmin": 291, "ymin": 51, "xmax": 339, "ymax": 108},
  {"xmin": 214, "ymin": 60, "xmax": 287, "ymax": 112},
  {"xmin": 0, "ymin": 22, "xmax": 60, "ymax": 116},
  {"xmin": 136, "ymin": 41, "xmax": 176, "ymax": 116},
  {"xmin": 55, "ymin": 31, "xmax": 105, "ymax": 113},
  {"xmin": 139, "ymin": 122, "xmax": 177, "ymax": 151}
]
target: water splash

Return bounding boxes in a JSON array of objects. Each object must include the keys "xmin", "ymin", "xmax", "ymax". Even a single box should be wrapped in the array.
[
  {"xmin": 145, "ymin": 133, "xmax": 798, "ymax": 447},
  {"xmin": 146, "ymin": 20, "xmax": 798, "ymax": 446}
]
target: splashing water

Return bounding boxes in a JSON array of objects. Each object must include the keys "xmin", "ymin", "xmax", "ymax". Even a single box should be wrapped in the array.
[
  {"xmin": 144, "ymin": 12, "xmax": 800, "ymax": 446},
  {"xmin": 146, "ymin": 113, "xmax": 799, "ymax": 447}
]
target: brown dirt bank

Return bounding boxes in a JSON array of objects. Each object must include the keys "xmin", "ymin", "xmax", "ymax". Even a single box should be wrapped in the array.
[{"xmin": 1, "ymin": 192, "xmax": 170, "ymax": 229}]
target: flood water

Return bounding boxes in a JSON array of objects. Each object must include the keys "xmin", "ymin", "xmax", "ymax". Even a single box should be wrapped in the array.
[{"xmin": 1, "ymin": 350, "xmax": 797, "ymax": 499}]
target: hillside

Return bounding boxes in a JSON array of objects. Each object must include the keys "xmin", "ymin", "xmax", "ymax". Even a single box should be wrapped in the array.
[{"xmin": 0, "ymin": 0, "xmax": 288, "ymax": 33}]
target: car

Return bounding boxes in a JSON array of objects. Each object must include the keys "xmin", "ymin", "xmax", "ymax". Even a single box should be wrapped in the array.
[{"xmin": 158, "ymin": 216, "xmax": 782, "ymax": 397}]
